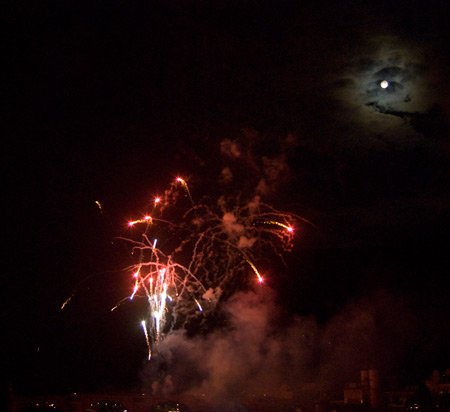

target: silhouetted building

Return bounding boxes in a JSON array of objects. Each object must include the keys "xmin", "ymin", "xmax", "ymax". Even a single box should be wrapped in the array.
[{"xmin": 344, "ymin": 370, "xmax": 380, "ymax": 409}]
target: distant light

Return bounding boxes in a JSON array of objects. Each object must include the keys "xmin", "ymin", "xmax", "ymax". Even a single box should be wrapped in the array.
[{"xmin": 380, "ymin": 80, "xmax": 389, "ymax": 89}]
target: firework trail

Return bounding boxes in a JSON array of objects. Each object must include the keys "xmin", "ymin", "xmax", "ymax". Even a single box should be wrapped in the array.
[
  {"xmin": 176, "ymin": 177, "xmax": 194, "ymax": 206},
  {"xmin": 119, "ymin": 177, "xmax": 307, "ymax": 360},
  {"xmin": 95, "ymin": 200, "xmax": 104, "ymax": 214}
]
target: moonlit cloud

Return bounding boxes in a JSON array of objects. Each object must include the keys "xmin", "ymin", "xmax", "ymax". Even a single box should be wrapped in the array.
[
  {"xmin": 331, "ymin": 34, "xmax": 448, "ymax": 143},
  {"xmin": 353, "ymin": 41, "xmax": 430, "ymax": 113}
]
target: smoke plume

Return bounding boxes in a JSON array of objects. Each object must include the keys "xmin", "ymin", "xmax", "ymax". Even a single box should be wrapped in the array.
[{"xmin": 141, "ymin": 287, "xmax": 417, "ymax": 404}]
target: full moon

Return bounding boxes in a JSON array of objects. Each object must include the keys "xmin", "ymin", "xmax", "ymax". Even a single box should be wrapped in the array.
[{"xmin": 380, "ymin": 80, "xmax": 389, "ymax": 89}]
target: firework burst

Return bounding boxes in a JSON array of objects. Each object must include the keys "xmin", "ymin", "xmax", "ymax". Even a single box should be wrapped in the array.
[{"xmin": 119, "ymin": 177, "xmax": 309, "ymax": 359}]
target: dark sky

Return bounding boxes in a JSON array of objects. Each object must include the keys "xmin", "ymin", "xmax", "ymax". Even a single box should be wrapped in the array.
[{"xmin": 5, "ymin": 0, "xmax": 450, "ymax": 399}]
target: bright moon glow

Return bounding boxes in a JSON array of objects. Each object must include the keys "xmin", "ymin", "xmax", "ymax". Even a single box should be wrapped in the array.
[{"xmin": 380, "ymin": 80, "xmax": 389, "ymax": 89}]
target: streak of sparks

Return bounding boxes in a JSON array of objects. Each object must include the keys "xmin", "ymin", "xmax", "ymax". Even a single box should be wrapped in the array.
[
  {"xmin": 194, "ymin": 298, "xmax": 203, "ymax": 312},
  {"xmin": 141, "ymin": 320, "xmax": 152, "ymax": 360},
  {"xmin": 61, "ymin": 294, "xmax": 74, "ymax": 310},
  {"xmin": 130, "ymin": 279, "xmax": 139, "ymax": 300},
  {"xmin": 263, "ymin": 220, "xmax": 294, "ymax": 233},
  {"xmin": 176, "ymin": 177, "xmax": 194, "ymax": 206},
  {"xmin": 246, "ymin": 259, "xmax": 264, "ymax": 283},
  {"xmin": 95, "ymin": 200, "xmax": 104, "ymax": 214},
  {"xmin": 128, "ymin": 216, "xmax": 152, "ymax": 227}
]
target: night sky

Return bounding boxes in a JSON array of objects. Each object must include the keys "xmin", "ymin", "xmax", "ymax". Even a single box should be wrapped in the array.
[{"xmin": 5, "ymin": 0, "xmax": 450, "ymax": 400}]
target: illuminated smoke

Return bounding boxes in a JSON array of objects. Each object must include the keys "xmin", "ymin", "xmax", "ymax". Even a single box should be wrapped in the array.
[{"xmin": 142, "ymin": 289, "xmax": 418, "ymax": 404}]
